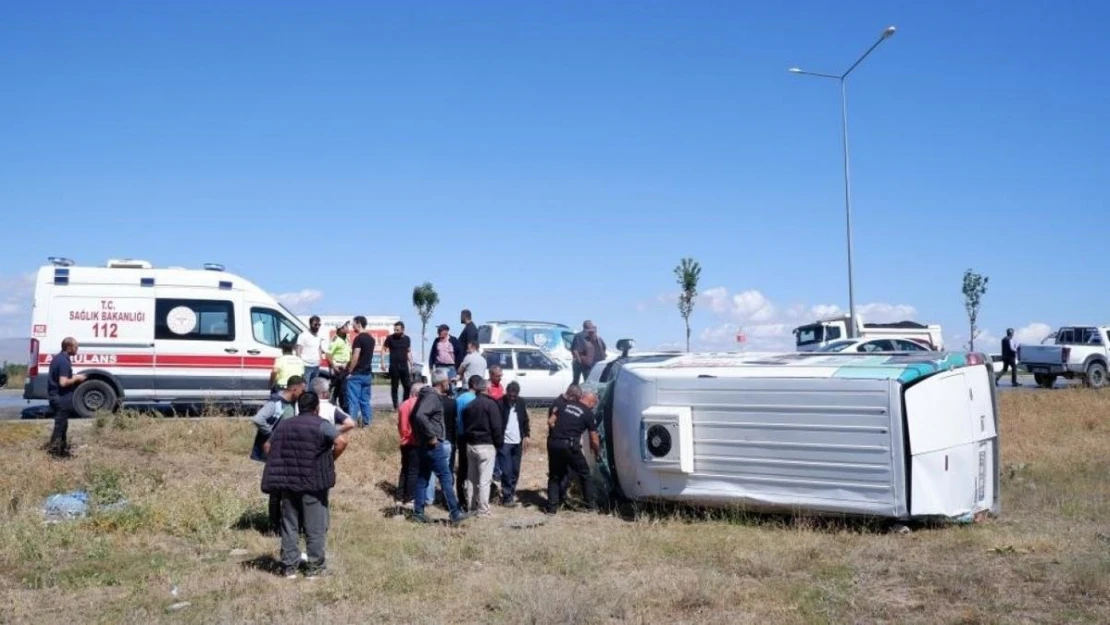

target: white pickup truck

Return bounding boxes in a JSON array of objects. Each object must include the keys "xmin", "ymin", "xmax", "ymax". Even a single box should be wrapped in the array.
[{"xmin": 1018, "ymin": 326, "xmax": 1110, "ymax": 389}]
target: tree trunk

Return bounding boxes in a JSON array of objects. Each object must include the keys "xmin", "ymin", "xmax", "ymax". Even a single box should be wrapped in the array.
[
  {"xmin": 685, "ymin": 320, "xmax": 691, "ymax": 353},
  {"xmin": 420, "ymin": 322, "xmax": 427, "ymax": 359},
  {"xmin": 969, "ymin": 320, "xmax": 975, "ymax": 351}
]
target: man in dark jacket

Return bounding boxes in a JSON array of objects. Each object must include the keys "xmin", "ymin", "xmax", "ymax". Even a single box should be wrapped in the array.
[
  {"xmin": 411, "ymin": 370, "xmax": 468, "ymax": 525},
  {"xmin": 463, "ymin": 378, "xmax": 504, "ymax": 515},
  {"xmin": 570, "ymin": 320, "xmax": 607, "ymax": 385},
  {"xmin": 459, "ymin": 309, "xmax": 479, "ymax": 351},
  {"xmin": 261, "ymin": 391, "xmax": 349, "ymax": 578},
  {"xmin": 497, "ymin": 381, "xmax": 530, "ymax": 506},
  {"xmin": 996, "ymin": 328, "xmax": 1020, "ymax": 387}
]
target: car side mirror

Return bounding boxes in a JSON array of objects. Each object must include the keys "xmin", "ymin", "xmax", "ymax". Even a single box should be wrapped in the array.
[{"xmin": 549, "ymin": 363, "xmax": 560, "ymax": 373}]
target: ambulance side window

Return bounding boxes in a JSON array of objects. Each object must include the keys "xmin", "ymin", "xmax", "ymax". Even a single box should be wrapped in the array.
[
  {"xmin": 251, "ymin": 308, "xmax": 301, "ymax": 347},
  {"xmin": 154, "ymin": 299, "xmax": 235, "ymax": 342}
]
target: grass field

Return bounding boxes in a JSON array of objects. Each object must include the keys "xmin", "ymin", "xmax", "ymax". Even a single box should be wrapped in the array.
[{"xmin": 0, "ymin": 391, "xmax": 1107, "ymax": 624}]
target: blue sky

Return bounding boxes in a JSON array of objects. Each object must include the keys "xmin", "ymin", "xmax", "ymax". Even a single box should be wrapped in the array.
[{"xmin": 2, "ymin": 1, "xmax": 1106, "ymax": 354}]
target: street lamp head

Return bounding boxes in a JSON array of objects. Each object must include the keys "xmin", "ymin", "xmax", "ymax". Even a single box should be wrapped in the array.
[
  {"xmin": 882, "ymin": 25, "xmax": 896, "ymax": 38},
  {"xmin": 788, "ymin": 67, "xmax": 802, "ymax": 73}
]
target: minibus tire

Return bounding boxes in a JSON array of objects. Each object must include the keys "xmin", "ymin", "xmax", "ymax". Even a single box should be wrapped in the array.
[{"xmin": 73, "ymin": 380, "xmax": 119, "ymax": 419}]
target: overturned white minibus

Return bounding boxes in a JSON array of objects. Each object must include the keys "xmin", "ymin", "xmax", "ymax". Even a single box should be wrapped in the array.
[{"xmin": 589, "ymin": 350, "xmax": 1000, "ymax": 521}]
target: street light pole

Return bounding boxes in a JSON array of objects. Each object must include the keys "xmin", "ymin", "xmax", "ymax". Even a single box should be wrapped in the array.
[{"xmin": 789, "ymin": 25, "xmax": 896, "ymax": 339}]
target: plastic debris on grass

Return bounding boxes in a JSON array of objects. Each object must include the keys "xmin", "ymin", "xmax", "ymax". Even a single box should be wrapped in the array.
[{"xmin": 41, "ymin": 490, "xmax": 129, "ymax": 523}]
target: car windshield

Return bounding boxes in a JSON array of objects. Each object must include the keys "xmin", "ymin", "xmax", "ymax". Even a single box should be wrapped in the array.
[{"xmin": 815, "ymin": 340, "xmax": 855, "ymax": 352}]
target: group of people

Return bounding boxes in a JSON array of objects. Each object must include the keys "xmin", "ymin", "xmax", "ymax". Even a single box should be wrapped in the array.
[
  {"xmin": 271, "ymin": 314, "xmax": 387, "ymax": 429},
  {"xmin": 250, "ymin": 364, "xmax": 604, "ymax": 578},
  {"xmin": 395, "ymin": 371, "xmax": 602, "ymax": 523}
]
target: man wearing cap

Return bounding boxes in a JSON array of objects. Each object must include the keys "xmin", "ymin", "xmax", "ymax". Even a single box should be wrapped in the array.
[
  {"xmin": 410, "ymin": 369, "xmax": 468, "ymax": 525},
  {"xmin": 570, "ymin": 320, "xmax": 607, "ymax": 386},
  {"xmin": 428, "ymin": 324, "xmax": 463, "ymax": 382}
]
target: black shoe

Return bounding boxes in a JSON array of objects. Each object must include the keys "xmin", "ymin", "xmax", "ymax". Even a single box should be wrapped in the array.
[
  {"xmin": 411, "ymin": 513, "xmax": 429, "ymax": 524},
  {"xmin": 449, "ymin": 512, "xmax": 472, "ymax": 526}
]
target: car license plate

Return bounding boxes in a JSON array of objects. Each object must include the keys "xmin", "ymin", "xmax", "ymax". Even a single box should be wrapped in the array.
[{"xmin": 1032, "ymin": 367, "xmax": 1048, "ymax": 374}]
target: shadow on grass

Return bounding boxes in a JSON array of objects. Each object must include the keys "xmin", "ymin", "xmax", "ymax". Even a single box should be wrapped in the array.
[
  {"xmin": 378, "ymin": 505, "xmax": 460, "ymax": 526},
  {"xmin": 240, "ymin": 555, "xmax": 283, "ymax": 575},
  {"xmin": 607, "ymin": 498, "xmax": 925, "ymax": 534},
  {"xmin": 375, "ymin": 480, "xmax": 400, "ymax": 501},
  {"xmin": 232, "ymin": 509, "xmax": 277, "ymax": 535}
]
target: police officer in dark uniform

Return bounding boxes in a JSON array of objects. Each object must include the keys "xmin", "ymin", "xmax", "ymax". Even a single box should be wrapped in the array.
[
  {"xmin": 545, "ymin": 392, "xmax": 600, "ymax": 515},
  {"xmin": 47, "ymin": 337, "xmax": 86, "ymax": 458}
]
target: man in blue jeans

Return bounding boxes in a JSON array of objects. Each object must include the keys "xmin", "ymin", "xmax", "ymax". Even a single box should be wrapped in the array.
[
  {"xmin": 346, "ymin": 315, "xmax": 377, "ymax": 427},
  {"xmin": 411, "ymin": 370, "xmax": 469, "ymax": 525}
]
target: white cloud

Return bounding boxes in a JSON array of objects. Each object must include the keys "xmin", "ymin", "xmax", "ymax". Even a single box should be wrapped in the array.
[
  {"xmin": 947, "ymin": 322, "xmax": 1053, "ymax": 353},
  {"xmin": 1014, "ymin": 322, "xmax": 1054, "ymax": 346},
  {"xmin": 272, "ymin": 289, "xmax": 324, "ymax": 311},
  {"xmin": 0, "ymin": 272, "xmax": 35, "ymax": 339},
  {"xmin": 645, "ymin": 285, "xmax": 919, "ymax": 352}
]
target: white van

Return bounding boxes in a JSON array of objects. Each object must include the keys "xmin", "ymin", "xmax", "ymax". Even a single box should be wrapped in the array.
[
  {"xmin": 23, "ymin": 258, "xmax": 310, "ymax": 417},
  {"xmin": 590, "ymin": 349, "xmax": 1000, "ymax": 521}
]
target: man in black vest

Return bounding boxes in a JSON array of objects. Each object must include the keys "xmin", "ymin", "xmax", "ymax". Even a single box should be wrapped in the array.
[
  {"xmin": 997, "ymin": 328, "xmax": 1020, "ymax": 387},
  {"xmin": 261, "ymin": 392, "xmax": 349, "ymax": 578}
]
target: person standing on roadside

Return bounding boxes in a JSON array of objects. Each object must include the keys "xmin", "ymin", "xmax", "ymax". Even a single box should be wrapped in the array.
[
  {"xmin": 457, "ymin": 341, "xmax": 488, "ymax": 387},
  {"xmin": 497, "ymin": 381, "xmax": 530, "ymax": 507},
  {"xmin": 297, "ymin": 316, "xmax": 327, "ymax": 388},
  {"xmin": 327, "ymin": 323, "xmax": 352, "ymax": 412},
  {"xmin": 463, "ymin": 378, "xmax": 503, "ymax": 516},
  {"xmin": 261, "ymin": 391, "xmax": 349, "ymax": 579},
  {"xmin": 410, "ymin": 370, "xmax": 469, "ymax": 525},
  {"xmin": 271, "ymin": 339, "xmax": 305, "ymax": 393},
  {"xmin": 46, "ymin": 337, "xmax": 86, "ymax": 458},
  {"xmin": 545, "ymin": 388, "xmax": 600, "ymax": 515},
  {"xmin": 381, "ymin": 321, "xmax": 414, "ymax": 410},
  {"xmin": 459, "ymin": 309, "xmax": 479, "ymax": 352},
  {"xmin": 312, "ymin": 377, "xmax": 356, "ymax": 435},
  {"xmin": 428, "ymin": 324, "xmax": 463, "ymax": 382},
  {"xmin": 487, "ymin": 365, "xmax": 506, "ymax": 401},
  {"xmin": 396, "ymin": 381, "xmax": 425, "ymax": 507},
  {"xmin": 250, "ymin": 376, "xmax": 307, "ymax": 533},
  {"xmin": 347, "ymin": 316, "xmax": 377, "ymax": 427},
  {"xmin": 453, "ymin": 375, "xmax": 480, "ymax": 510},
  {"xmin": 997, "ymin": 328, "xmax": 1021, "ymax": 387},
  {"xmin": 570, "ymin": 320, "xmax": 607, "ymax": 385}
]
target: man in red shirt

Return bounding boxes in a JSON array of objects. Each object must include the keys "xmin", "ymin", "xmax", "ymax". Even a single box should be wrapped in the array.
[
  {"xmin": 396, "ymin": 382, "xmax": 424, "ymax": 506},
  {"xmin": 487, "ymin": 366, "xmax": 506, "ymax": 401}
]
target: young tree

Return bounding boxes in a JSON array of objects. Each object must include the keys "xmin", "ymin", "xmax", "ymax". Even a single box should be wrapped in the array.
[
  {"xmin": 961, "ymin": 269, "xmax": 989, "ymax": 351},
  {"xmin": 674, "ymin": 257, "xmax": 702, "ymax": 352},
  {"xmin": 412, "ymin": 282, "xmax": 440, "ymax": 357}
]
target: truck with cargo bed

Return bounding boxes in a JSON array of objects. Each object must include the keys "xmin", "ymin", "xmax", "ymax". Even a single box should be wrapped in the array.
[{"xmin": 1018, "ymin": 325, "xmax": 1110, "ymax": 389}]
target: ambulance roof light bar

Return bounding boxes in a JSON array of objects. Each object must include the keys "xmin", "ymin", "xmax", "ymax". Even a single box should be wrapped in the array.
[
  {"xmin": 48, "ymin": 257, "xmax": 75, "ymax": 267},
  {"xmin": 203, "ymin": 263, "xmax": 225, "ymax": 272}
]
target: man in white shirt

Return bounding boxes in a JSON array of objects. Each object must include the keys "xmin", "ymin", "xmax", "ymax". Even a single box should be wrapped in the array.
[
  {"xmin": 297, "ymin": 316, "xmax": 328, "ymax": 388},
  {"xmin": 312, "ymin": 378, "xmax": 356, "ymax": 434}
]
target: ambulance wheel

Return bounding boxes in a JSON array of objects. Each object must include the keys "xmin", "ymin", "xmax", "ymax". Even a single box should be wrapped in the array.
[{"xmin": 73, "ymin": 380, "xmax": 119, "ymax": 419}]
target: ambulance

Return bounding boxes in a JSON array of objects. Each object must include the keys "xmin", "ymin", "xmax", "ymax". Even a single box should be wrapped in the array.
[{"xmin": 23, "ymin": 257, "xmax": 312, "ymax": 417}]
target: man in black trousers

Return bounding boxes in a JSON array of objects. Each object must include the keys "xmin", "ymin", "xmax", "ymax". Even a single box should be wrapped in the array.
[
  {"xmin": 46, "ymin": 337, "xmax": 86, "ymax": 458},
  {"xmin": 996, "ymin": 328, "xmax": 1020, "ymax": 387},
  {"xmin": 381, "ymin": 321, "xmax": 413, "ymax": 410}
]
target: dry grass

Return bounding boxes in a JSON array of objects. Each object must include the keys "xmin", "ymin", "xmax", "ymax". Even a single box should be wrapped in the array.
[{"xmin": 0, "ymin": 390, "xmax": 1107, "ymax": 624}]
